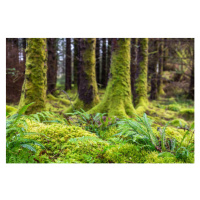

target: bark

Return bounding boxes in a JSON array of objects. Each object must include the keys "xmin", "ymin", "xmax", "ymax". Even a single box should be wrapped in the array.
[
  {"xmin": 18, "ymin": 38, "xmax": 48, "ymax": 114},
  {"xmin": 89, "ymin": 38, "xmax": 136, "ymax": 118},
  {"xmin": 107, "ymin": 38, "xmax": 112, "ymax": 80},
  {"xmin": 47, "ymin": 38, "xmax": 57, "ymax": 93},
  {"xmin": 188, "ymin": 40, "xmax": 194, "ymax": 100},
  {"xmin": 149, "ymin": 38, "xmax": 158, "ymax": 100},
  {"xmin": 157, "ymin": 38, "xmax": 165, "ymax": 95},
  {"xmin": 73, "ymin": 38, "xmax": 79, "ymax": 86},
  {"xmin": 95, "ymin": 38, "xmax": 100, "ymax": 83},
  {"xmin": 101, "ymin": 38, "xmax": 107, "ymax": 87},
  {"xmin": 65, "ymin": 38, "xmax": 72, "ymax": 90},
  {"xmin": 130, "ymin": 38, "xmax": 138, "ymax": 103}
]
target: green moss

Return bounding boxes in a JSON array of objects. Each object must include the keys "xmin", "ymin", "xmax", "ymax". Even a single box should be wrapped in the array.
[
  {"xmin": 179, "ymin": 108, "xmax": 194, "ymax": 120},
  {"xmin": 171, "ymin": 119, "xmax": 187, "ymax": 127},
  {"xmin": 18, "ymin": 38, "xmax": 48, "ymax": 114},
  {"xmin": 135, "ymin": 38, "xmax": 149, "ymax": 113},
  {"xmin": 89, "ymin": 39, "xmax": 136, "ymax": 118},
  {"xmin": 168, "ymin": 104, "xmax": 181, "ymax": 111},
  {"xmin": 6, "ymin": 105, "xmax": 17, "ymax": 115},
  {"xmin": 103, "ymin": 143, "xmax": 147, "ymax": 163}
]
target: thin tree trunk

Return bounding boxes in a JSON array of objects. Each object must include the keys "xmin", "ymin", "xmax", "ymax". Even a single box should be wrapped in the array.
[
  {"xmin": 95, "ymin": 38, "xmax": 100, "ymax": 83},
  {"xmin": 65, "ymin": 38, "xmax": 71, "ymax": 90},
  {"xmin": 101, "ymin": 38, "xmax": 107, "ymax": 87}
]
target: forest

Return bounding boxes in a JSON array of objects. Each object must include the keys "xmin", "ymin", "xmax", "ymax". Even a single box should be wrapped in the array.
[{"xmin": 6, "ymin": 38, "xmax": 194, "ymax": 164}]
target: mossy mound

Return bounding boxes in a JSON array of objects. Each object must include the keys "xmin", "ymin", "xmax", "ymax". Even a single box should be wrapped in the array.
[
  {"xmin": 168, "ymin": 104, "xmax": 181, "ymax": 111},
  {"xmin": 171, "ymin": 118, "xmax": 187, "ymax": 127},
  {"xmin": 26, "ymin": 121, "xmax": 96, "ymax": 163},
  {"xmin": 6, "ymin": 105, "xmax": 17, "ymax": 115},
  {"xmin": 179, "ymin": 108, "xmax": 194, "ymax": 120}
]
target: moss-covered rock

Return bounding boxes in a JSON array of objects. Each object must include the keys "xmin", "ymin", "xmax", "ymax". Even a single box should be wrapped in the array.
[{"xmin": 171, "ymin": 118, "xmax": 187, "ymax": 127}]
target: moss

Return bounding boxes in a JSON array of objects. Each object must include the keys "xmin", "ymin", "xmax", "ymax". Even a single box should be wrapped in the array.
[
  {"xmin": 89, "ymin": 39, "xmax": 136, "ymax": 118},
  {"xmin": 103, "ymin": 143, "xmax": 147, "ymax": 163},
  {"xmin": 6, "ymin": 105, "xmax": 17, "ymax": 115},
  {"xmin": 18, "ymin": 38, "xmax": 48, "ymax": 114},
  {"xmin": 168, "ymin": 104, "xmax": 181, "ymax": 111},
  {"xmin": 144, "ymin": 151, "xmax": 181, "ymax": 163},
  {"xmin": 171, "ymin": 119, "xmax": 187, "ymax": 127},
  {"xmin": 179, "ymin": 108, "xmax": 194, "ymax": 120},
  {"xmin": 135, "ymin": 38, "xmax": 149, "ymax": 114}
]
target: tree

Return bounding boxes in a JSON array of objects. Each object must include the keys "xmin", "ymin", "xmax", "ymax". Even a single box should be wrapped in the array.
[
  {"xmin": 107, "ymin": 38, "xmax": 112, "ymax": 77},
  {"xmin": 95, "ymin": 38, "xmax": 100, "ymax": 83},
  {"xmin": 89, "ymin": 38, "xmax": 136, "ymax": 118},
  {"xmin": 65, "ymin": 38, "xmax": 72, "ymax": 90},
  {"xmin": 133, "ymin": 38, "xmax": 149, "ymax": 113},
  {"xmin": 157, "ymin": 38, "xmax": 165, "ymax": 95},
  {"xmin": 66, "ymin": 38, "xmax": 99, "ymax": 111},
  {"xmin": 18, "ymin": 38, "xmax": 48, "ymax": 114},
  {"xmin": 149, "ymin": 38, "xmax": 158, "ymax": 100},
  {"xmin": 188, "ymin": 39, "xmax": 194, "ymax": 100},
  {"xmin": 130, "ymin": 38, "xmax": 138, "ymax": 102},
  {"xmin": 47, "ymin": 38, "xmax": 57, "ymax": 93},
  {"xmin": 101, "ymin": 38, "xmax": 107, "ymax": 87}
]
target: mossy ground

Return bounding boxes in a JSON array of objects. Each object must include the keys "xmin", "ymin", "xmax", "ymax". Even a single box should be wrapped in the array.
[{"xmin": 6, "ymin": 87, "xmax": 194, "ymax": 163}]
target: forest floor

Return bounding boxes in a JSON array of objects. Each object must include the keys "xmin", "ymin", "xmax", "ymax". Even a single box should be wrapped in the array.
[{"xmin": 6, "ymin": 88, "xmax": 194, "ymax": 164}]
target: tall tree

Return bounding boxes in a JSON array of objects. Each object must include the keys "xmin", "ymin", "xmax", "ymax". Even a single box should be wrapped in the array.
[
  {"xmin": 67, "ymin": 38, "xmax": 99, "ymax": 111},
  {"xmin": 149, "ymin": 38, "xmax": 158, "ymax": 100},
  {"xmin": 101, "ymin": 38, "xmax": 107, "ymax": 87},
  {"xmin": 95, "ymin": 38, "xmax": 100, "ymax": 83},
  {"xmin": 107, "ymin": 38, "xmax": 112, "ymax": 78},
  {"xmin": 134, "ymin": 38, "xmax": 149, "ymax": 113},
  {"xmin": 18, "ymin": 38, "xmax": 48, "ymax": 114},
  {"xmin": 73, "ymin": 38, "xmax": 79, "ymax": 86},
  {"xmin": 65, "ymin": 38, "xmax": 72, "ymax": 90},
  {"xmin": 47, "ymin": 38, "xmax": 57, "ymax": 93},
  {"xmin": 130, "ymin": 38, "xmax": 138, "ymax": 102},
  {"xmin": 188, "ymin": 39, "xmax": 194, "ymax": 100},
  {"xmin": 89, "ymin": 38, "xmax": 136, "ymax": 118},
  {"xmin": 157, "ymin": 38, "xmax": 165, "ymax": 95}
]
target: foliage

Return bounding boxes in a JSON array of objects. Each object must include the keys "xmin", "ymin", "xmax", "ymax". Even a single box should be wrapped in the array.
[
  {"xmin": 6, "ymin": 103, "xmax": 45, "ymax": 163},
  {"xmin": 65, "ymin": 109, "xmax": 118, "ymax": 138}
]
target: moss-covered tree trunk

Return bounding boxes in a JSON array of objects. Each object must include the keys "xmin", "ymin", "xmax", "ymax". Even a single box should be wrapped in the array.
[
  {"xmin": 65, "ymin": 38, "xmax": 72, "ymax": 90},
  {"xmin": 47, "ymin": 38, "xmax": 57, "ymax": 93},
  {"xmin": 66, "ymin": 38, "xmax": 99, "ymax": 112},
  {"xmin": 18, "ymin": 38, "xmax": 48, "ymax": 114},
  {"xmin": 157, "ymin": 38, "xmax": 165, "ymax": 95},
  {"xmin": 107, "ymin": 38, "xmax": 112, "ymax": 77},
  {"xmin": 149, "ymin": 38, "xmax": 158, "ymax": 100},
  {"xmin": 134, "ymin": 38, "xmax": 148, "ymax": 113},
  {"xmin": 89, "ymin": 38, "xmax": 136, "ymax": 118},
  {"xmin": 95, "ymin": 38, "xmax": 100, "ymax": 83}
]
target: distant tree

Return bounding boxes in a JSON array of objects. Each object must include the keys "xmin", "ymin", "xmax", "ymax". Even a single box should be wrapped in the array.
[
  {"xmin": 73, "ymin": 38, "xmax": 79, "ymax": 86},
  {"xmin": 18, "ymin": 38, "xmax": 48, "ymax": 114},
  {"xmin": 157, "ymin": 38, "xmax": 165, "ymax": 95},
  {"xmin": 101, "ymin": 38, "xmax": 107, "ymax": 87},
  {"xmin": 95, "ymin": 38, "xmax": 100, "ymax": 83},
  {"xmin": 89, "ymin": 38, "xmax": 136, "ymax": 118},
  {"xmin": 188, "ymin": 39, "xmax": 194, "ymax": 100},
  {"xmin": 107, "ymin": 38, "xmax": 112, "ymax": 78},
  {"xmin": 67, "ymin": 38, "xmax": 99, "ymax": 111},
  {"xmin": 65, "ymin": 38, "xmax": 72, "ymax": 90},
  {"xmin": 47, "ymin": 38, "xmax": 57, "ymax": 93},
  {"xmin": 149, "ymin": 38, "xmax": 158, "ymax": 100}
]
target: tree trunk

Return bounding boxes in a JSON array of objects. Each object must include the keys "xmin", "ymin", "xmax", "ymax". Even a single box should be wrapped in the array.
[
  {"xmin": 65, "ymin": 38, "xmax": 72, "ymax": 90},
  {"xmin": 47, "ymin": 38, "xmax": 57, "ymax": 93},
  {"xmin": 18, "ymin": 38, "xmax": 48, "ymax": 114},
  {"xmin": 188, "ymin": 40, "xmax": 194, "ymax": 100},
  {"xmin": 157, "ymin": 38, "xmax": 165, "ymax": 95},
  {"xmin": 134, "ymin": 38, "xmax": 149, "ymax": 113},
  {"xmin": 130, "ymin": 38, "xmax": 138, "ymax": 104},
  {"xmin": 66, "ymin": 38, "xmax": 99, "ymax": 112},
  {"xmin": 149, "ymin": 38, "xmax": 158, "ymax": 100},
  {"xmin": 107, "ymin": 38, "xmax": 112, "ymax": 80},
  {"xmin": 73, "ymin": 38, "xmax": 79, "ymax": 86},
  {"xmin": 89, "ymin": 38, "xmax": 136, "ymax": 118},
  {"xmin": 101, "ymin": 38, "xmax": 107, "ymax": 87},
  {"xmin": 95, "ymin": 38, "xmax": 100, "ymax": 84}
]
